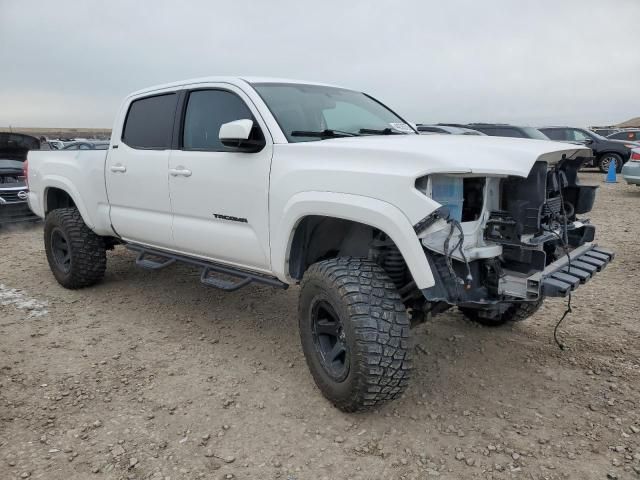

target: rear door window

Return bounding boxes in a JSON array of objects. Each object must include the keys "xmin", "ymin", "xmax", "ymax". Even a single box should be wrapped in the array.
[{"xmin": 122, "ymin": 93, "xmax": 178, "ymax": 149}]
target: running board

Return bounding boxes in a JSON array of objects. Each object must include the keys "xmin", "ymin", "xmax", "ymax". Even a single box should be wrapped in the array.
[{"xmin": 126, "ymin": 244, "xmax": 288, "ymax": 292}]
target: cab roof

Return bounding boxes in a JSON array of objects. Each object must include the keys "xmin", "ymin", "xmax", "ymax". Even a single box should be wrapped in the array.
[{"xmin": 127, "ymin": 76, "xmax": 346, "ymax": 98}]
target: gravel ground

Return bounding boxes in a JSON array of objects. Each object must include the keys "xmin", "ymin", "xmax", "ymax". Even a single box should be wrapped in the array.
[{"xmin": 1, "ymin": 172, "xmax": 639, "ymax": 480}]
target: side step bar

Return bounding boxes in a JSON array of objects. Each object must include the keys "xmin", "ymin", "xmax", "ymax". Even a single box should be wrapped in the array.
[
  {"xmin": 126, "ymin": 244, "xmax": 288, "ymax": 292},
  {"xmin": 534, "ymin": 244, "xmax": 614, "ymax": 298}
]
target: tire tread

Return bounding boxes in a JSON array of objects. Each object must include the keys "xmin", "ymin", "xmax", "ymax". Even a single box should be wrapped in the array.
[
  {"xmin": 44, "ymin": 208, "xmax": 106, "ymax": 289},
  {"xmin": 299, "ymin": 257, "xmax": 412, "ymax": 412}
]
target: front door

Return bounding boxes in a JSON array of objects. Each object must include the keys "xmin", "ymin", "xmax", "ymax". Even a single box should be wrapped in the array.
[
  {"xmin": 168, "ymin": 86, "xmax": 272, "ymax": 272},
  {"xmin": 106, "ymin": 92, "xmax": 177, "ymax": 249}
]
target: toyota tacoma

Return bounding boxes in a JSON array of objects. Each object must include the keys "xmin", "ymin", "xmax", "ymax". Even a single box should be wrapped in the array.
[{"xmin": 26, "ymin": 77, "xmax": 612, "ymax": 411}]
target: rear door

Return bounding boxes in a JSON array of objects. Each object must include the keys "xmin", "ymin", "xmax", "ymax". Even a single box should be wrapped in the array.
[
  {"xmin": 167, "ymin": 85, "xmax": 272, "ymax": 271},
  {"xmin": 106, "ymin": 92, "xmax": 178, "ymax": 248}
]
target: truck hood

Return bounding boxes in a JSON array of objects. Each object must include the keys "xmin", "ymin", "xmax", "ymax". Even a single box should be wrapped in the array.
[{"xmin": 284, "ymin": 134, "xmax": 591, "ymax": 177}]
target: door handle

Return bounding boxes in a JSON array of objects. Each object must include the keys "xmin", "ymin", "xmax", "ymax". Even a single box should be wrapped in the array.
[
  {"xmin": 169, "ymin": 167, "xmax": 192, "ymax": 177},
  {"xmin": 110, "ymin": 164, "xmax": 127, "ymax": 173}
]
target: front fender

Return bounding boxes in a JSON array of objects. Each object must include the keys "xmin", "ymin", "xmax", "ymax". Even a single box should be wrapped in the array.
[{"xmin": 272, "ymin": 191, "xmax": 436, "ymax": 289}]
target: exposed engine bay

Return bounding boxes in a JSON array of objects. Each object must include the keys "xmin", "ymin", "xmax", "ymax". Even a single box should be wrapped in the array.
[{"xmin": 412, "ymin": 155, "xmax": 613, "ymax": 319}]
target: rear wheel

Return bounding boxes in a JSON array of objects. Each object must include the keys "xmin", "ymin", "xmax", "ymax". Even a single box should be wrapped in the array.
[
  {"xmin": 44, "ymin": 208, "xmax": 106, "ymax": 289},
  {"xmin": 598, "ymin": 153, "xmax": 623, "ymax": 173},
  {"xmin": 298, "ymin": 257, "xmax": 412, "ymax": 412},
  {"xmin": 459, "ymin": 299, "xmax": 543, "ymax": 327}
]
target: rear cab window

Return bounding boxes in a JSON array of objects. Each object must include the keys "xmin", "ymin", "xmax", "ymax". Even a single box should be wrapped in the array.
[{"xmin": 122, "ymin": 93, "xmax": 178, "ymax": 149}]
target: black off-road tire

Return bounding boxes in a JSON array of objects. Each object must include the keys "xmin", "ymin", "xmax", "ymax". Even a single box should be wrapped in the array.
[
  {"xmin": 597, "ymin": 153, "xmax": 623, "ymax": 173},
  {"xmin": 459, "ymin": 299, "xmax": 543, "ymax": 327},
  {"xmin": 298, "ymin": 257, "xmax": 412, "ymax": 412},
  {"xmin": 44, "ymin": 208, "xmax": 106, "ymax": 289}
]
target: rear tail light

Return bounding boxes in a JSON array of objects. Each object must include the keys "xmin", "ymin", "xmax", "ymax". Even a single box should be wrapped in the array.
[
  {"xmin": 631, "ymin": 150, "xmax": 640, "ymax": 162},
  {"xmin": 22, "ymin": 159, "xmax": 29, "ymax": 187}
]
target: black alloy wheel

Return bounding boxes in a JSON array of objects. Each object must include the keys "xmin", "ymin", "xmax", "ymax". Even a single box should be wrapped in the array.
[
  {"xmin": 50, "ymin": 227, "xmax": 72, "ymax": 273},
  {"xmin": 311, "ymin": 300, "xmax": 349, "ymax": 382}
]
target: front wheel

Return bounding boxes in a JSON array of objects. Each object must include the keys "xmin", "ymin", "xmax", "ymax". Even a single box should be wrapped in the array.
[
  {"xmin": 298, "ymin": 257, "xmax": 412, "ymax": 412},
  {"xmin": 598, "ymin": 153, "xmax": 623, "ymax": 173},
  {"xmin": 459, "ymin": 299, "xmax": 543, "ymax": 327},
  {"xmin": 44, "ymin": 208, "xmax": 106, "ymax": 289}
]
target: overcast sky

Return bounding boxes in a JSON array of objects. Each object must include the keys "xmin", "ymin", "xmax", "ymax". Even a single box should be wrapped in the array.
[{"xmin": 1, "ymin": 0, "xmax": 639, "ymax": 128}]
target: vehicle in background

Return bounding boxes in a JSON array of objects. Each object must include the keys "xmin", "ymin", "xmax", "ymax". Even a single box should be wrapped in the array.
[
  {"xmin": 47, "ymin": 138, "xmax": 89, "ymax": 150},
  {"xmin": 415, "ymin": 124, "xmax": 485, "ymax": 135},
  {"xmin": 0, "ymin": 133, "xmax": 40, "ymax": 225},
  {"xmin": 590, "ymin": 126, "xmax": 621, "ymax": 137},
  {"xmin": 62, "ymin": 141, "xmax": 110, "ymax": 150},
  {"xmin": 608, "ymin": 129, "xmax": 640, "ymax": 142},
  {"xmin": 621, "ymin": 148, "xmax": 640, "ymax": 186},
  {"xmin": 441, "ymin": 123, "xmax": 550, "ymax": 140},
  {"xmin": 47, "ymin": 140, "xmax": 65, "ymax": 150},
  {"xmin": 539, "ymin": 126, "xmax": 631, "ymax": 173},
  {"xmin": 26, "ymin": 77, "xmax": 611, "ymax": 412}
]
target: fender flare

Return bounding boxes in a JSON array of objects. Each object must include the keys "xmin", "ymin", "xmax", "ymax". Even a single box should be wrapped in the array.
[
  {"xmin": 272, "ymin": 191, "xmax": 436, "ymax": 289},
  {"xmin": 42, "ymin": 176, "xmax": 95, "ymax": 229}
]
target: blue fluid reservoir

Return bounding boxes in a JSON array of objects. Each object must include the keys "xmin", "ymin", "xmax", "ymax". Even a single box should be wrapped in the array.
[{"xmin": 431, "ymin": 176, "xmax": 463, "ymax": 222}]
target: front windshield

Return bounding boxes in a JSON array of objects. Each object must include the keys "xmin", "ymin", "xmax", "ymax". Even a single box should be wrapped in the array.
[{"xmin": 252, "ymin": 83, "xmax": 416, "ymax": 142}]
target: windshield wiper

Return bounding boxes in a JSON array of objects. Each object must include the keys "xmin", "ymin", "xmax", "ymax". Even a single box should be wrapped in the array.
[
  {"xmin": 359, "ymin": 127, "xmax": 405, "ymax": 135},
  {"xmin": 290, "ymin": 129, "xmax": 360, "ymax": 138}
]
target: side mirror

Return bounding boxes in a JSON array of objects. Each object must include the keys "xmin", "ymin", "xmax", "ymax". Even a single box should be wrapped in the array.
[
  {"xmin": 583, "ymin": 138, "xmax": 594, "ymax": 145},
  {"xmin": 219, "ymin": 119, "xmax": 265, "ymax": 152}
]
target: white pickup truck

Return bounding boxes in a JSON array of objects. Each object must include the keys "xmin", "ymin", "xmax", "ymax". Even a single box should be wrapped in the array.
[{"xmin": 27, "ymin": 77, "xmax": 613, "ymax": 411}]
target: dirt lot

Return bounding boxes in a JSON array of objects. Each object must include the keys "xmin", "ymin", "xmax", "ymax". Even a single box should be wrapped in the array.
[{"xmin": 1, "ymin": 172, "xmax": 639, "ymax": 480}]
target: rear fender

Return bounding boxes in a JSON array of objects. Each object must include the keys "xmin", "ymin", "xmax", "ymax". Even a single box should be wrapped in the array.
[{"xmin": 42, "ymin": 177, "xmax": 94, "ymax": 226}]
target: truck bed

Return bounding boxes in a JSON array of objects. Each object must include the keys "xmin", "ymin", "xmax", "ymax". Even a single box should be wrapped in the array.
[{"xmin": 27, "ymin": 150, "xmax": 115, "ymax": 235}]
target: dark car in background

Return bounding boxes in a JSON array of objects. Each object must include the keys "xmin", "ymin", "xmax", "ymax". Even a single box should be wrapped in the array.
[
  {"xmin": 0, "ymin": 133, "xmax": 40, "ymax": 225},
  {"xmin": 416, "ymin": 124, "xmax": 485, "ymax": 135},
  {"xmin": 590, "ymin": 127, "xmax": 621, "ymax": 137},
  {"xmin": 608, "ymin": 129, "xmax": 640, "ymax": 142},
  {"xmin": 441, "ymin": 123, "xmax": 550, "ymax": 140},
  {"xmin": 539, "ymin": 126, "xmax": 631, "ymax": 172}
]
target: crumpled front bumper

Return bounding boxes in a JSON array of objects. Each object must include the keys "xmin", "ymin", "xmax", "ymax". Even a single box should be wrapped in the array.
[{"xmin": 530, "ymin": 243, "xmax": 614, "ymax": 297}]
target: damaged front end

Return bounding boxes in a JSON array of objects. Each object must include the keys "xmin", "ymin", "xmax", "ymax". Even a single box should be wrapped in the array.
[{"xmin": 414, "ymin": 152, "xmax": 613, "ymax": 320}]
